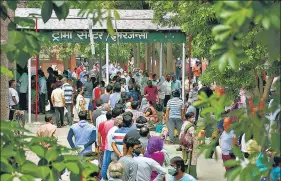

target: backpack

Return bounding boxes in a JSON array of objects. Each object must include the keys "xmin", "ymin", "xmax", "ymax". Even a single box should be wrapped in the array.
[{"xmin": 179, "ymin": 124, "xmax": 194, "ymax": 148}]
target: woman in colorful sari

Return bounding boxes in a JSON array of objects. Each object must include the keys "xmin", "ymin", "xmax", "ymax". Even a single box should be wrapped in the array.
[{"xmin": 145, "ymin": 136, "xmax": 166, "ymax": 181}]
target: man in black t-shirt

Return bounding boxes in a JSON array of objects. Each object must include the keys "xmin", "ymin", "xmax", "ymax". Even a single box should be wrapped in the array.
[{"xmin": 47, "ymin": 67, "xmax": 56, "ymax": 112}]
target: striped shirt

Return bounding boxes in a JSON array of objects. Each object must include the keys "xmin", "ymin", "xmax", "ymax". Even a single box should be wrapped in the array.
[
  {"xmin": 167, "ymin": 97, "xmax": 184, "ymax": 119},
  {"xmin": 62, "ymin": 83, "xmax": 73, "ymax": 104},
  {"xmin": 112, "ymin": 127, "xmax": 132, "ymax": 154}
]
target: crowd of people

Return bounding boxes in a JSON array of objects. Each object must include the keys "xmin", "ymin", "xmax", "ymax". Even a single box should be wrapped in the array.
[{"xmin": 8, "ymin": 58, "xmax": 280, "ymax": 181}]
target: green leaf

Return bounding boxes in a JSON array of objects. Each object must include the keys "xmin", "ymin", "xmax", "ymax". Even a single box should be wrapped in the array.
[
  {"xmin": 21, "ymin": 162, "xmax": 39, "ymax": 177},
  {"xmin": 0, "ymin": 65, "xmax": 14, "ymax": 78},
  {"xmin": 6, "ymin": 0, "xmax": 18, "ymax": 10},
  {"xmin": 232, "ymin": 146, "xmax": 244, "ymax": 160},
  {"xmin": 46, "ymin": 169, "xmax": 59, "ymax": 181},
  {"xmin": 52, "ymin": 162, "xmax": 65, "ymax": 172},
  {"xmin": 8, "ymin": 31, "xmax": 24, "ymax": 44},
  {"xmin": 45, "ymin": 148, "xmax": 59, "ymax": 162},
  {"xmin": 200, "ymin": 107, "xmax": 215, "ymax": 116},
  {"xmin": 224, "ymin": 1, "xmax": 240, "ymax": 9},
  {"xmin": 63, "ymin": 155, "xmax": 81, "ymax": 161},
  {"xmin": 14, "ymin": 150, "xmax": 26, "ymax": 165},
  {"xmin": 70, "ymin": 172, "xmax": 82, "ymax": 181},
  {"xmin": 17, "ymin": 51, "xmax": 31, "ymax": 68},
  {"xmin": 218, "ymin": 52, "xmax": 228, "ymax": 72},
  {"xmin": 41, "ymin": 0, "xmax": 53, "ymax": 23},
  {"xmin": 223, "ymin": 160, "xmax": 239, "ymax": 167},
  {"xmin": 53, "ymin": 3, "xmax": 69, "ymax": 20},
  {"xmin": 262, "ymin": 17, "xmax": 271, "ymax": 29},
  {"xmin": 66, "ymin": 162, "xmax": 80, "ymax": 174},
  {"xmin": 52, "ymin": 0, "xmax": 65, "ymax": 7},
  {"xmin": 226, "ymin": 166, "xmax": 242, "ymax": 181},
  {"xmin": 0, "ymin": 173, "xmax": 13, "ymax": 181},
  {"xmin": 14, "ymin": 17, "xmax": 35, "ymax": 28},
  {"xmin": 113, "ymin": 9, "xmax": 120, "ymax": 20},
  {"xmin": 0, "ymin": 158, "xmax": 13, "ymax": 173},
  {"xmin": 30, "ymin": 145, "xmax": 45, "ymax": 157},
  {"xmin": 38, "ymin": 166, "xmax": 51, "ymax": 179},
  {"xmin": 212, "ymin": 25, "xmax": 231, "ymax": 35},
  {"xmin": 107, "ymin": 11, "xmax": 114, "ymax": 36},
  {"xmin": 227, "ymin": 50, "xmax": 238, "ymax": 70},
  {"xmin": 19, "ymin": 175, "xmax": 35, "ymax": 181}
]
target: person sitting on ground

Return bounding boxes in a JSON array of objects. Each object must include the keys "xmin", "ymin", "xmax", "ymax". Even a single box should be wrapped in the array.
[
  {"xmin": 145, "ymin": 104, "xmax": 158, "ymax": 129},
  {"xmin": 168, "ymin": 156, "xmax": 196, "ymax": 181},
  {"xmin": 36, "ymin": 115, "xmax": 57, "ymax": 149},
  {"xmin": 108, "ymin": 161, "xmax": 124, "ymax": 181},
  {"xmin": 67, "ymin": 111, "xmax": 96, "ymax": 155}
]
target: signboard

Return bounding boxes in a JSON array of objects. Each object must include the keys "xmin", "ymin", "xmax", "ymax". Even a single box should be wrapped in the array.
[{"xmin": 40, "ymin": 31, "xmax": 186, "ymax": 43}]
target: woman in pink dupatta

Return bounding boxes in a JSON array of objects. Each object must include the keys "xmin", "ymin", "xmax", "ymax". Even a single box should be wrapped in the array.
[{"xmin": 144, "ymin": 136, "xmax": 166, "ymax": 181}]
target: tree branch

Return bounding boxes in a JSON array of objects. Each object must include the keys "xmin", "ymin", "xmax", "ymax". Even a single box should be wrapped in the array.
[{"xmin": 261, "ymin": 76, "xmax": 275, "ymax": 101}]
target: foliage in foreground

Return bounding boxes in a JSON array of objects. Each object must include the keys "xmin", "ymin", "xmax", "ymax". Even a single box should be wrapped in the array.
[{"xmin": 0, "ymin": 121, "xmax": 98, "ymax": 181}]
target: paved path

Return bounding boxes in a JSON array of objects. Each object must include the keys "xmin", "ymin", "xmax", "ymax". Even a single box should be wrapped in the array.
[{"xmin": 24, "ymin": 114, "xmax": 227, "ymax": 181}]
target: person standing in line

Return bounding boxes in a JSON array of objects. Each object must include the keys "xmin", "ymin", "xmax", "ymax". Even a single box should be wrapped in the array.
[
  {"xmin": 108, "ymin": 161, "xmax": 124, "ymax": 181},
  {"xmin": 91, "ymin": 99, "xmax": 103, "ymax": 125},
  {"xmin": 76, "ymin": 65, "xmax": 83, "ymax": 79},
  {"xmin": 144, "ymin": 80, "xmax": 159, "ymax": 106},
  {"xmin": 192, "ymin": 61, "xmax": 201, "ymax": 83},
  {"xmin": 145, "ymin": 136, "xmax": 166, "ymax": 181},
  {"xmin": 152, "ymin": 74, "xmax": 158, "ymax": 86},
  {"xmin": 39, "ymin": 70, "xmax": 47, "ymax": 114},
  {"xmin": 92, "ymin": 81, "xmax": 101, "ymax": 110},
  {"xmin": 72, "ymin": 67, "xmax": 78, "ymax": 79},
  {"xmin": 36, "ymin": 115, "xmax": 57, "ymax": 149},
  {"xmin": 168, "ymin": 156, "xmax": 196, "ymax": 181},
  {"xmin": 47, "ymin": 67, "xmax": 56, "ymax": 112},
  {"xmin": 62, "ymin": 78, "xmax": 73, "ymax": 126},
  {"xmin": 187, "ymin": 83, "xmax": 198, "ymax": 106},
  {"xmin": 83, "ymin": 74, "xmax": 93, "ymax": 110},
  {"xmin": 133, "ymin": 141, "xmax": 167, "ymax": 181},
  {"xmin": 157, "ymin": 76, "xmax": 166, "ymax": 107},
  {"xmin": 67, "ymin": 111, "xmax": 96, "ymax": 155},
  {"xmin": 165, "ymin": 90, "xmax": 185, "ymax": 144},
  {"xmin": 18, "ymin": 68, "xmax": 28, "ymax": 110},
  {"xmin": 175, "ymin": 57, "xmax": 182, "ymax": 81},
  {"xmin": 101, "ymin": 116, "xmax": 123, "ymax": 180},
  {"xmin": 163, "ymin": 74, "xmax": 172, "ymax": 108},
  {"xmin": 171, "ymin": 75, "xmax": 181, "ymax": 93},
  {"xmin": 112, "ymin": 114, "xmax": 135, "ymax": 159},
  {"xmin": 109, "ymin": 83, "xmax": 121, "ymax": 109},
  {"xmin": 219, "ymin": 117, "xmax": 237, "ymax": 172},
  {"xmin": 51, "ymin": 82, "xmax": 65, "ymax": 128},
  {"xmin": 9, "ymin": 80, "xmax": 19, "ymax": 120},
  {"xmin": 118, "ymin": 137, "xmax": 139, "ymax": 181},
  {"xmin": 100, "ymin": 85, "xmax": 113, "ymax": 104}
]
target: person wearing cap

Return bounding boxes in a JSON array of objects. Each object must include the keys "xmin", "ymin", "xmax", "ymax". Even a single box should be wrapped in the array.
[
  {"xmin": 51, "ymin": 82, "xmax": 65, "ymax": 128},
  {"xmin": 165, "ymin": 90, "xmax": 185, "ymax": 144}
]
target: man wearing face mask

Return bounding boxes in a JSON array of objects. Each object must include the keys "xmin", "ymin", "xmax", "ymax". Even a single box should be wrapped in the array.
[
  {"xmin": 118, "ymin": 137, "xmax": 140, "ymax": 181},
  {"xmin": 133, "ymin": 140, "xmax": 166, "ymax": 181},
  {"xmin": 168, "ymin": 156, "xmax": 196, "ymax": 181},
  {"xmin": 171, "ymin": 74, "xmax": 182, "ymax": 93}
]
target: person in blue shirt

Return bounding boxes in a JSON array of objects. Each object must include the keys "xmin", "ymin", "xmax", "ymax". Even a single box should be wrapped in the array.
[
  {"xmin": 67, "ymin": 111, "xmax": 96, "ymax": 155},
  {"xmin": 128, "ymin": 84, "xmax": 139, "ymax": 101},
  {"xmin": 271, "ymin": 156, "xmax": 281, "ymax": 181}
]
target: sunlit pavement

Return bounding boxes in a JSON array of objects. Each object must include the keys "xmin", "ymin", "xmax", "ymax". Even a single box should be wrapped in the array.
[{"xmin": 24, "ymin": 114, "xmax": 227, "ymax": 181}]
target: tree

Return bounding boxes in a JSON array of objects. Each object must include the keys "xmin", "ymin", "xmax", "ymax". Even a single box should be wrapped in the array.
[{"xmin": 150, "ymin": 1, "xmax": 280, "ymax": 180}]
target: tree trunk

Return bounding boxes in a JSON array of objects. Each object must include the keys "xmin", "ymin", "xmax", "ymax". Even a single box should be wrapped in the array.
[
  {"xmin": 145, "ymin": 43, "xmax": 151, "ymax": 72},
  {"xmin": 133, "ymin": 43, "xmax": 137, "ymax": 68},
  {"xmin": 1, "ymin": 8, "xmax": 15, "ymax": 120},
  {"xmin": 151, "ymin": 43, "xmax": 155, "ymax": 74},
  {"xmin": 167, "ymin": 42, "xmax": 173, "ymax": 74},
  {"xmin": 136, "ymin": 43, "xmax": 140, "ymax": 68}
]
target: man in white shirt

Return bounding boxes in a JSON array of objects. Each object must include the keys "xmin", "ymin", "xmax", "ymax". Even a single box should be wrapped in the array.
[
  {"xmin": 51, "ymin": 82, "xmax": 65, "ymax": 128},
  {"xmin": 18, "ymin": 71, "xmax": 28, "ymax": 110},
  {"xmin": 163, "ymin": 74, "xmax": 172, "ymax": 107},
  {"xmin": 9, "ymin": 80, "xmax": 19, "ymax": 120}
]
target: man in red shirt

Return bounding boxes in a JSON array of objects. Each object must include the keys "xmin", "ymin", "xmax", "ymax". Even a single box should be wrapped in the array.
[
  {"xmin": 76, "ymin": 65, "xmax": 83, "ymax": 79},
  {"xmin": 98, "ymin": 108, "xmax": 121, "ymax": 168},
  {"xmin": 144, "ymin": 80, "xmax": 159, "ymax": 105}
]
